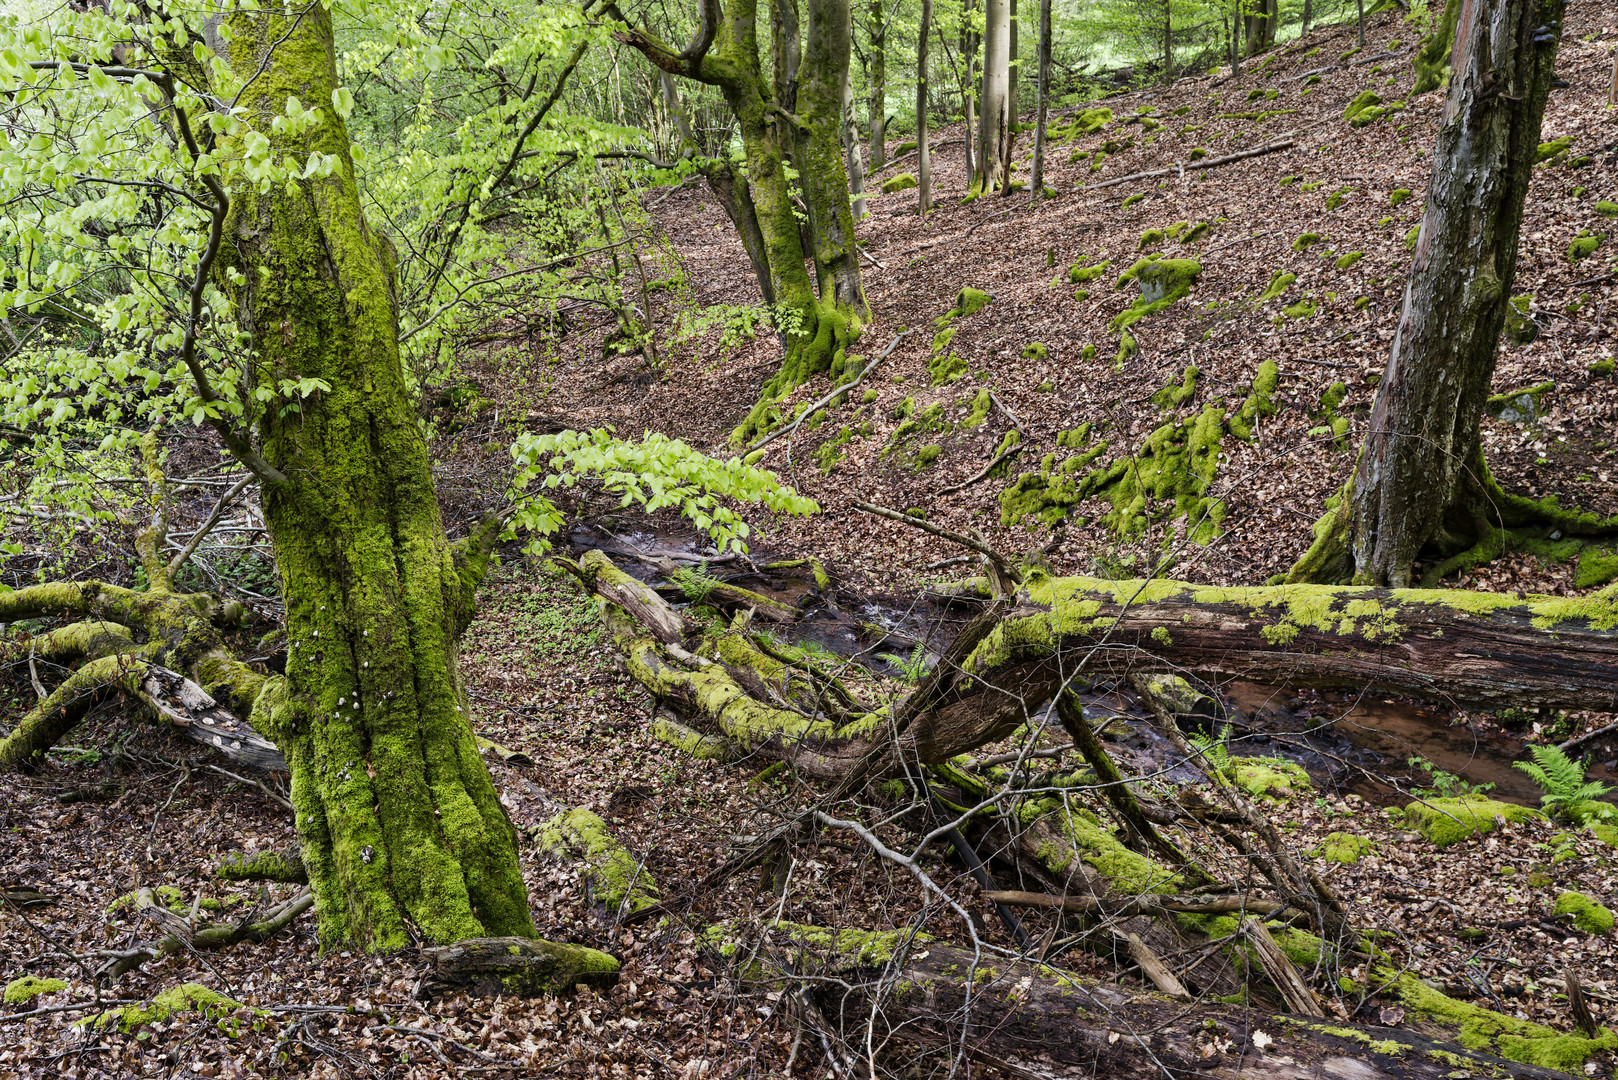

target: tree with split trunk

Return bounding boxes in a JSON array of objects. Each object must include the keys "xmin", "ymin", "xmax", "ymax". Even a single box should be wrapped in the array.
[
  {"xmin": 1245, "ymin": 0, "xmax": 1278, "ymax": 56},
  {"xmin": 1290, "ymin": 0, "xmax": 1604, "ymax": 588},
  {"xmin": 609, "ymin": 0, "xmax": 870, "ymax": 444}
]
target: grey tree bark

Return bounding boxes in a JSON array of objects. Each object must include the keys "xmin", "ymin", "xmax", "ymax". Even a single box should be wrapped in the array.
[
  {"xmin": 1310, "ymin": 0, "xmax": 1564, "ymax": 586},
  {"xmin": 1029, "ymin": 0, "xmax": 1051, "ymax": 197},
  {"xmin": 974, "ymin": 0, "xmax": 1012, "ymax": 194},
  {"xmin": 917, "ymin": 0, "xmax": 933, "ymax": 213}
]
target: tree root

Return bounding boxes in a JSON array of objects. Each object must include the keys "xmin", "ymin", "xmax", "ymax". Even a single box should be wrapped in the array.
[
  {"xmin": 533, "ymin": 807, "xmax": 662, "ymax": 921},
  {"xmin": 96, "ymin": 888, "xmax": 315, "ymax": 982},
  {"xmin": 414, "ymin": 938, "xmax": 619, "ymax": 999}
]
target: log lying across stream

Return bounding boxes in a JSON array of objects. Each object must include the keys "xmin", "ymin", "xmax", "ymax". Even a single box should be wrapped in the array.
[{"xmin": 577, "ymin": 551, "xmax": 1618, "ymax": 778}]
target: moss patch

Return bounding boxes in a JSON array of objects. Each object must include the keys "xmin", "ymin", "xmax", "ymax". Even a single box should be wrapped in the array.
[
  {"xmin": 1391, "ymin": 971, "xmax": 1616, "ymax": 1070},
  {"xmin": 1553, "ymin": 891, "xmax": 1614, "ymax": 935},
  {"xmin": 4, "ymin": 976, "xmax": 68, "ymax": 1004},
  {"xmin": 1311, "ymin": 832, "xmax": 1374, "ymax": 865},
  {"xmin": 1229, "ymin": 756, "xmax": 1311, "ymax": 802},
  {"xmin": 1401, "ymin": 795, "xmax": 1544, "ymax": 847},
  {"xmin": 881, "ymin": 173, "xmax": 918, "ymax": 193},
  {"xmin": 89, "ymin": 983, "xmax": 248, "ymax": 1033}
]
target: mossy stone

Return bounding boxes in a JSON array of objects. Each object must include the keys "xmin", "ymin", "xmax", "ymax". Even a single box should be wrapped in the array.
[
  {"xmin": 1334, "ymin": 251, "xmax": 1364, "ymax": 269},
  {"xmin": 881, "ymin": 173, "xmax": 918, "ymax": 193},
  {"xmin": 1021, "ymin": 342, "xmax": 1049, "ymax": 361},
  {"xmin": 1389, "ymin": 188, "xmax": 1412, "ymax": 206},
  {"xmin": 1568, "ymin": 234, "xmax": 1603, "ymax": 261},
  {"xmin": 1229, "ymin": 756, "xmax": 1311, "ymax": 802},
  {"xmin": 1554, "ymin": 891, "xmax": 1613, "ymax": 935},
  {"xmin": 1293, "ymin": 232, "xmax": 1321, "ymax": 251},
  {"xmin": 1402, "ymin": 795, "xmax": 1544, "ymax": 846}
]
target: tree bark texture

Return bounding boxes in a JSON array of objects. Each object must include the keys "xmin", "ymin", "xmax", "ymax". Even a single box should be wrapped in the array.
[
  {"xmin": 841, "ymin": 65, "xmax": 869, "ymax": 221},
  {"xmin": 1246, "ymin": 0, "xmax": 1278, "ymax": 55},
  {"xmin": 1029, "ymin": 0, "xmax": 1051, "ymax": 195},
  {"xmin": 796, "ymin": 0, "xmax": 869, "ymax": 313},
  {"xmin": 974, "ymin": 0, "xmax": 1012, "ymax": 194},
  {"xmin": 917, "ymin": 0, "xmax": 933, "ymax": 213},
  {"xmin": 775, "ymin": 934, "xmax": 1585, "ymax": 1080},
  {"xmin": 1345, "ymin": 0, "xmax": 1562, "ymax": 587},
  {"xmin": 220, "ymin": 5, "xmax": 535, "ymax": 950},
  {"xmin": 867, "ymin": 0, "xmax": 887, "ymax": 168}
]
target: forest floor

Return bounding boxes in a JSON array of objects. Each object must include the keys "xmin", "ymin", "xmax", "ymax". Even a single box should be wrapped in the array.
[{"xmin": 3, "ymin": 6, "xmax": 1618, "ymax": 1080}]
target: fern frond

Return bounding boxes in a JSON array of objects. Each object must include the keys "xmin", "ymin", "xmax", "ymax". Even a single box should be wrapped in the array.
[{"xmin": 1514, "ymin": 744, "xmax": 1613, "ymax": 806}]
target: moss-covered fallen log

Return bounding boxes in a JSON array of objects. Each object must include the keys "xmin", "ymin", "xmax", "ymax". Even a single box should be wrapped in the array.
[
  {"xmin": 930, "ymin": 574, "xmax": 1618, "ymax": 713},
  {"xmin": 724, "ymin": 922, "xmax": 1606, "ymax": 1079}
]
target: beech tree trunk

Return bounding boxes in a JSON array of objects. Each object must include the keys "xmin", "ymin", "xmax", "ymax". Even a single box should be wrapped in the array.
[
  {"xmin": 975, "ymin": 0, "xmax": 1012, "ymax": 194},
  {"xmin": 1028, "ymin": 0, "xmax": 1051, "ymax": 195},
  {"xmin": 1342, "ymin": 0, "xmax": 1562, "ymax": 587},
  {"xmin": 867, "ymin": 0, "xmax": 887, "ymax": 168},
  {"xmin": 219, "ymin": 5, "xmax": 535, "ymax": 950},
  {"xmin": 842, "ymin": 67, "xmax": 868, "ymax": 220},
  {"xmin": 917, "ymin": 0, "xmax": 933, "ymax": 213},
  {"xmin": 961, "ymin": 0, "xmax": 977, "ymax": 179},
  {"xmin": 1245, "ymin": 0, "xmax": 1277, "ymax": 55},
  {"xmin": 796, "ymin": 0, "xmax": 869, "ymax": 312}
]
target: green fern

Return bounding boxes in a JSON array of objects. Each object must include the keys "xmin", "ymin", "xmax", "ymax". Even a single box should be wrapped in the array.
[
  {"xmin": 877, "ymin": 644, "xmax": 930, "ymax": 684},
  {"xmin": 1189, "ymin": 724, "xmax": 1234, "ymax": 775},
  {"xmin": 670, "ymin": 565, "xmax": 721, "ymax": 602},
  {"xmin": 1513, "ymin": 744, "xmax": 1612, "ymax": 814}
]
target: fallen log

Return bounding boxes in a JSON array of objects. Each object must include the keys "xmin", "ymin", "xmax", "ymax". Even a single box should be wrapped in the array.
[
  {"xmin": 928, "ymin": 575, "xmax": 1618, "ymax": 714},
  {"xmin": 738, "ymin": 923, "xmax": 1598, "ymax": 1079}
]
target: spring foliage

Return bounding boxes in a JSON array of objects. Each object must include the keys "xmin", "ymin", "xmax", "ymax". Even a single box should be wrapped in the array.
[{"xmin": 508, "ymin": 429, "xmax": 819, "ymax": 555}]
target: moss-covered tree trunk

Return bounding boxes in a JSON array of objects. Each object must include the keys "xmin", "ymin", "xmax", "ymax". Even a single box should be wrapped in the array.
[
  {"xmin": 974, "ymin": 0, "xmax": 1012, "ymax": 194},
  {"xmin": 1245, "ymin": 0, "xmax": 1277, "ymax": 56},
  {"xmin": 1338, "ymin": 0, "xmax": 1561, "ymax": 587},
  {"xmin": 219, "ymin": 5, "xmax": 536, "ymax": 950},
  {"xmin": 796, "ymin": 0, "xmax": 868, "ymax": 313},
  {"xmin": 614, "ymin": 0, "xmax": 863, "ymax": 443},
  {"xmin": 867, "ymin": 0, "xmax": 887, "ymax": 168}
]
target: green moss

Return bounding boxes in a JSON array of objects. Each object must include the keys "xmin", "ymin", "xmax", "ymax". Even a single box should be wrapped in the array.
[
  {"xmin": 1389, "ymin": 188, "xmax": 1412, "ymax": 206},
  {"xmin": 915, "ymin": 444, "xmax": 942, "ymax": 468},
  {"xmin": 1391, "ymin": 971, "xmax": 1616, "ymax": 1070},
  {"xmin": 1568, "ymin": 234, "xmax": 1603, "ymax": 261},
  {"xmin": 1282, "ymin": 296, "xmax": 1317, "ymax": 319},
  {"xmin": 1229, "ymin": 756, "xmax": 1311, "ymax": 802},
  {"xmin": 1485, "ymin": 381, "xmax": 1553, "ymax": 424},
  {"xmin": 4, "ymin": 976, "xmax": 68, "ymax": 1004},
  {"xmin": 90, "ymin": 983, "xmax": 247, "ymax": 1033},
  {"xmin": 1342, "ymin": 91, "xmax": 1382, "ymax": 123},
  {"xmin": 1189, "ymin": 147, "xmax": 1208, "ymax": 160},
  {"xmin": 1121, "ymin": 191, "xmax": 1146, "ymax": 209},
  {"xmin": 1575, "ymin": 549, "xmax": 1618, "ymax": 589},
  {"xmin": 1258, "ymin": 271, "xmax": 1296, "ymax": 301},
  {"xmin": 1138, "ymin": 228, "xmax": 1166, "ymax": 250},
  {"xmin": 1026, "ymin": 801, "xmax": 1183, "ymax": 895},
  {"xmin": 1405, "ymin": 222, "xmax": 1421, "ymax": 249},
  {"xmin": 1021, "ymin": 342, "xmax": 1050, "ymax": 361},
  {"xmin": 1056, "ymin": 424, "xmax": 1093, "ymax": 448},
  {"xmin": 1325, "ymin": 187, "xmax": 1354, "ymax": 211},
  {"xmin": 1150, "ymin": 365, "xmax": 1199, "ymax": 410},
  {"xmin": 1536, "ymin": 136, "xmax": 1573, "ymax": 164},
  {"xmin": 1553, "ymin": 891, "xmax": 1614, "ymax": 935},
  {"xmin": 881, "ymin": 173, "xmax": 918, "ymax": 193},
  {"xmin": 1180, "ymin": 221, "xmax": 1211, "ymax": 244},
  {"xmin": 1111, "ymin": 258, "xmax": 1202, "ymax": 332},
  {"xmin": 1589, "ymin": 358, "xmax": 1615, "ymax": 376},
  {"xmin": 1334, "ymin": 251, "xmax": 1364, "ymax": 269},
  {"xmin": 769, "ymin": 921, "xmax": 934, "ymax": 966},
  {"xmin": 962, "ymin": 389, "xmax": 993, "ymax": 428},
  {"xmin": 1068, "ymin": 259, "xmax": 1112, "ymax": 283},
  {"xmin": 1293, "ymin": 232, "xmax": 1321, "ymax": 251},
  {"xmin": 1311, "ymin": 832, "xmax": 1375, "ymax": 865},
  {"xmin": 1402, "ymin": 795, "xmax": 1544, "ymax": 846},
  {"xmin": 1592, "ymin": 822, "xmax": 1618, "ymax": 846},
  {"xmin": 536, "ymin": 807, "xmax": 662, "ymax": 917}
]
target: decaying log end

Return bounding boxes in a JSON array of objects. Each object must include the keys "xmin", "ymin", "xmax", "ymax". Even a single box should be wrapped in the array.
[{"xmin": 416, "ymin": 937, "xmax": 620, "ymax": 999}]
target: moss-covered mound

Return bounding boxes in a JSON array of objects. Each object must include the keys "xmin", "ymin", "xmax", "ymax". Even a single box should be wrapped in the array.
[
  {"xmin": 1390, "ymin": 971, "xmax": 1617, "ymax": 1070},
  {"xmin": 4, "ymin": 975, "xmax": 68, "ymax": 1004},
  {"xmin": 1229, "ymin": 756, "xmax": 1311, "ymax": 802},
  {"xmin": 1310, "ymin": 832, "xmax": 1374, "ymax": 864},
  {"xmin": 88, "ymin": 983, "xmax": 249, "ymax": 1033},
  {"xmin": 1553, "ymin": 891, "xmax": 1614, "ymax": 935},
  {"xmin": 1400, "ymin": 795, "xmax": 1544, "ymax": 847},
  {"xmin": 881, "ymin": 173, "xmax": 918, "ymax": 193}
]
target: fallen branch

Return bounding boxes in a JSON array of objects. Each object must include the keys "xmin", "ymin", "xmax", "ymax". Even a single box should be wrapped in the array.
[
  {"xmin": 937, "ymin": 443, "xmax": 1023, "ymax": 495},
  {"xmin": 1080, "ymin": 137, "xmax": 1296, "ymax": 192}
]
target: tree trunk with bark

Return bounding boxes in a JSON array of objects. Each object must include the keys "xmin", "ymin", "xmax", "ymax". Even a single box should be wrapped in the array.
[
  {"xmin": 1246, "ymin": 0, "xmax": 1278, "ymax": 55},
  {"xmin": 1028, "ymin": 0, "xmax": 1051, "ymax": 196},
  {"xmin": 974, "ymin": 0, "xmax": 1012, "ymax": 194},
  {"xmin": 867, "ymin": 0, "xmax": 887, "ymax": 168},
  {"xmin": 917, "ymin": 0, "xmax": 934, "ymax": 213},
  {"xmin": 663, "ymin": 73, "xmax": 777, "ymax": 307},
  {"xmin": 842, "ymin": 67, "xmax": 868, "ymax": 220},
  {"xmin": 1298, "ymin": 0, "xmax": 1564, "ymax": 588},
  {"xmin": 795, "ymin": 0, "xmax": 868, "ymax": 311},
  {"xmin": 217, "ymin": 5, "xmax": 538, "ymax": 950},
  {"xmin": 961, "ymin": 0, "xmax": 977, "ymax": 179}
]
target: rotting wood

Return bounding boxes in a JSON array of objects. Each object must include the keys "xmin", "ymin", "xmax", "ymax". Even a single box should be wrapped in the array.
[{"xmin": 1244, "ymin": 914, "xmax": 1325, "ymax": 1016}]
